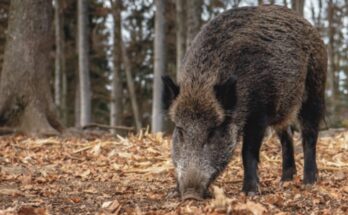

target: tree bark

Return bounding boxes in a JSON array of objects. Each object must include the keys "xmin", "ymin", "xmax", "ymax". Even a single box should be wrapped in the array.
[
  {"xmin": 283, "ymin": 0, "xmax": 288, "ymax": 7},
  {"xmin": 291, "ymin": 0, "xmax": 305, "ymax": 16},
  {"xmin": 327, "ymin": 0, "xmax": 336, "ymax": 115},
  {"xmin": 75, "ymin": 80, "xmax": 81, "ymax": 127},
  {"xmin": 176, "ymin": 0, "xmax": 186, "ymax": 80},
  {"xmin": 186, "ymin": 0, "xmax": 202, "ymax": 48},
  {"xmin": 0, "ymin": 0, "xmax": 10, "ymax": 79},
  {"xmin": 152, "ymin": 0, "xmax": 167, "ymax": 132},
  {"xmin": 54, "ymin": 0, "xmax": 61, "ymax": 110},
  {"xmin": 59, "ymin": 2, "xmax": 67, "ymax": 126},
  {"xmin": 319, "ymin": 0, "xmax": 323, "ymax": 24},
  {"xmin": 78, "ymin": 0, "xmax": 91, "ymax": 127},
  {"xmin": 0, "ymin": 0, "xmax": 62, "ymax": 135},
  {"xmin": 61, "ymin": 59, "xmax": 67, "ymax": 125},
  {"xmin": 110, "ymin": 0, "xmax": 124, "ymax": 129},
  {"xmin": 122, "ymin": 43, "xmax": 142, "ymax": 131},
  {"xmin": 232, "ymin": 0, "xmax": 241, "ymax": 8}
]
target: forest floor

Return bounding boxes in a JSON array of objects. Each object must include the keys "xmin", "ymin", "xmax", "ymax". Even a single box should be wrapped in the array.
[{"xmin": 0, "ymin": 129, "xmax": 348, "ymax": 215}]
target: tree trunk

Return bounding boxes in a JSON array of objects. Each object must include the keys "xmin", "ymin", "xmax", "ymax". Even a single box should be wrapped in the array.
[
  {"xmin": 75, "ymin": 80, "xmax": 81, "ymax": 127},
  {"xmin": 122, "ymin": 43, "xmax": 142, "ymax": 131},
  {"xmin": 110, "ymin": 0, "xmax": 124, "ymax": 130},
  {"xmin": 61, "ymin": 60, "xmax": 68, "ymax": 125},
  {"xmin": 258, "ymin": 0, "xmax": 263, "ymax": 5},
  {"xmin": 327, "ymin": 0, "xmax": 336, "ymax": 115},
  {"xmin": 232, "ymin": 0, "xmax": 241, "ymax": 8},
  {"xmin": 291, "ymin": 0, "xmax": 305, "ymax": 16},
  {"xmin": 0, "ymin": 0, "xmax": 9, "ymax": 75},
  {"xmin": 0, "ymin": 0, "xmax": 62, "ymax": 135},
  {"xmin": 176, "ymin": 0, "xmax": 186, "ymax": 80},
  {"xmin": 283, "ymin": 0, "xmax": 288, "ymax": 7},
  {"xmin": 152, "ymin": 0, "xmax": 167, "ymax": 132},
  {"xmin": 54, "ymin": 0, "xmax": 61, "ymax": 110},
  {"xmin": 78, "ymin": 0, "xmax": 91, "ymax": 127},
  {"xmin": 186, "ymin": 0, "xmax": 202, "ymax": 48},
  {"xmin": 58, "ymin": 0, "xmax": 67, "ymax": 125},
  {"xmin": 317, "ymin": 0, "xmax": 323, "ymax": 28}
]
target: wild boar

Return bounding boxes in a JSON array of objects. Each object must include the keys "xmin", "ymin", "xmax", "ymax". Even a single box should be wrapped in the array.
[{"xmin": 162, "ymin": 5, "xmax": 327, "ymax": 200}]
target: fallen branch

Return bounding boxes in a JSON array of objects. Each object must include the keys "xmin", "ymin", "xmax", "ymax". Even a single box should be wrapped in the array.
[
  {"xmin": 82, "ymin": 123, "xmax": 135, "ymax": 131},
  {"xmin": 320, "ymin": 166, "xmax": 348, "ymax": 172},
  {"xmin": 0, "ymin": 127, "xmax": 16, "ymax": 136}
]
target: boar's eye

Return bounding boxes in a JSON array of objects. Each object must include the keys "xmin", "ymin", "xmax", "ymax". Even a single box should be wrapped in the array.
[
  {"xmin": 207, "ymin": 127, "xmax": 217, "ymax": 140},
  {"xmin": 175, "ymin": 126, "xmax": 185, "ymax": 137}
]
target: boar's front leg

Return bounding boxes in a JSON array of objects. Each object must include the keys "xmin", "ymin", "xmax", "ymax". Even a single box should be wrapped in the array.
[{"xmin": 241, "ymin": 115, "xmax": 267, "ymax": 195}]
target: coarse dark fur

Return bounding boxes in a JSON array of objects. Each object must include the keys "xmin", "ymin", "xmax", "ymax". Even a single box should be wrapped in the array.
[{"xmin": 163, "ymin": 5, "xmax": 327, "ymax": 199}]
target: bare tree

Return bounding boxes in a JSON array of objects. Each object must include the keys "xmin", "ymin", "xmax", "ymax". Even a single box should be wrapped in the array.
[
  {"xmin": 232, "ymin": 0, "xmax": 241, "ymax": 8},
  {"xmin": 61, "ymin": 49, "xmax": 67, "ymax": 125},
  {"xmin": 291, "ymin": 0, "xmax": 305, "ymax": 16},
  {"xmin": 317, "ymin": 0, "xmax": 323, "ymax": 27},
  {"xmin": 176, "ymin": 0, "xmax": 186, "ymax": 80},
  {"xmin": 186, "ymin": 0, "xmax": 202, "ymax": 47},
  {"xmin": 110, "ymin": 0, "xmax": 124, "ymax": 129},
  {"xmin": 75, "ymin": 81, "xmax": 81, "ymax": 127},
  {"xmin": 327, "ymin": 0, "xmax": 336, "ymax": 114},
  {"xmin": 54, "ymin": 0, "xmax": 67, "ymax": 125},
  {"xmin": 284, "ymin": 0, "xmax": 288, "ymax": 7},
  {"xmin": 152, "ymin": 0, "xmax": 167, "ymax": 132},
  {"xmin": 0, "ymin": 0, "xmax": 62, "ymax": 134},
  {"xmin": 122, "ymin": 43, "xmax": 142, "ymax": 131},
  {"xmin": 78, "ymin": 0, "xmax": 91, "ymax": 127},
  {"xmin": 54, "ymin": 0, "xmax": 61, "ymax": 109}
]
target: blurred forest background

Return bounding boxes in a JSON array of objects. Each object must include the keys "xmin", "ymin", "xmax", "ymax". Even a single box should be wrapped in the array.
[{"xmin": 0, "ymin": 0, "xmax": 347, "ymax": 134}]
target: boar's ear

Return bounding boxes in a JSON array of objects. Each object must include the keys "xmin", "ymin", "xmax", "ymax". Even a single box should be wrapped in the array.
[
  {"xmin": 162, "ymin": 75, "xmax": 180, "ymax": 110},
  {"xmin": 214, "ymin": 76, "xmax": 237, "ymax": 112}
]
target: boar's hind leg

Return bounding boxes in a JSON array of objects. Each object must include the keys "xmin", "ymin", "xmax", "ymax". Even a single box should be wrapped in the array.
[
  {"xmin": 242, "ymin": 117, "xmax": 267, "ymax": 194},
  {"xmin": 276, "ymin": 127, "xmax": 296, "ymax": 181},
  {"xmin": 298, "ymin": 96, "xmax": 324, "ymax": 184}
]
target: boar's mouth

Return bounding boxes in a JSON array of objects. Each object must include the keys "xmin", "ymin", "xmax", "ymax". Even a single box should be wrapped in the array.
[
  {"xmin": 181, "ymin": 188, "xmax": 212, "ymax": 201},
  {"xmin": 179, "ymin": 179, "xmax": 213, "ymax": 201},
  {"xmin": 178, "ymin": 164, "xmax": 221, "ymax": 201},
  {"xmin": 182, "ymin": 189, "xmax": 204, "ymax": 201}
]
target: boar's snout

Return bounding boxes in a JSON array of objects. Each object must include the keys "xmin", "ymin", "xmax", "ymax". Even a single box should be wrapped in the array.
[
  {"xmin": 182, "ymin": 188, "xmax": 204, "ymax": 201},
  {"xmin": 178, "ymin": 165, "xmax": 212, "ymax": 201}
]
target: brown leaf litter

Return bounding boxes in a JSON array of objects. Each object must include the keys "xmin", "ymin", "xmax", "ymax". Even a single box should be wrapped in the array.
[{"xmin": 0, "ymin": 129, "xmax": 347, "ymax": 214}]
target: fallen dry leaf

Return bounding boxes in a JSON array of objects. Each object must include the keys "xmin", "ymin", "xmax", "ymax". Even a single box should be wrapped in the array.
[
  {"xmin": 0, "ymin": 207, "xmax": 17, "ymax": 215},
  {"xmin": 0, "ymin": 188, "xmax": 22, "ymax": 197},
  {"xmin": 99, "ymin": 200, "xmax": 121, "ymax": 215},
  {"xmin": 343, "ymin": 186, "xmax": 348, "ymax": 193},
  {"xmin": 210, "ymin": 186, "xmax": 232, "ymax": 210},
  {"xmin": 234, "ymin": 200, "xmax": 267, "ymax": 215},
  {"xmin": 18, "ymin": 206, "xmax": 49, "ymax": 215}
]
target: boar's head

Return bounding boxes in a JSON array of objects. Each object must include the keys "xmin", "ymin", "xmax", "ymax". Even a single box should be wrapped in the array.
[{"xmin": 162, "ymin": 75, "xmax": 238, "ymax": 200}]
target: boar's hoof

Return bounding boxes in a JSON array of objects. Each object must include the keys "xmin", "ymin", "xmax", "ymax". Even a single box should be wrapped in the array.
[
  {"xmin": 242, "ymin": 183, "xmax": 260, "ymax": 195},
  {"xmin": 302, "ymin": 183, "xmax": 315, "ymax": 190},
  {"xmin": 245, "ymin": 191, "xmax": 260, "ymax": 196},
  {"xmin": 281, "ymin": 167, "xmax": 296, "ymax": 181},
  {"xmin": 303, "ymin": 171, "xmax": 318, "ymax": 185}
]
